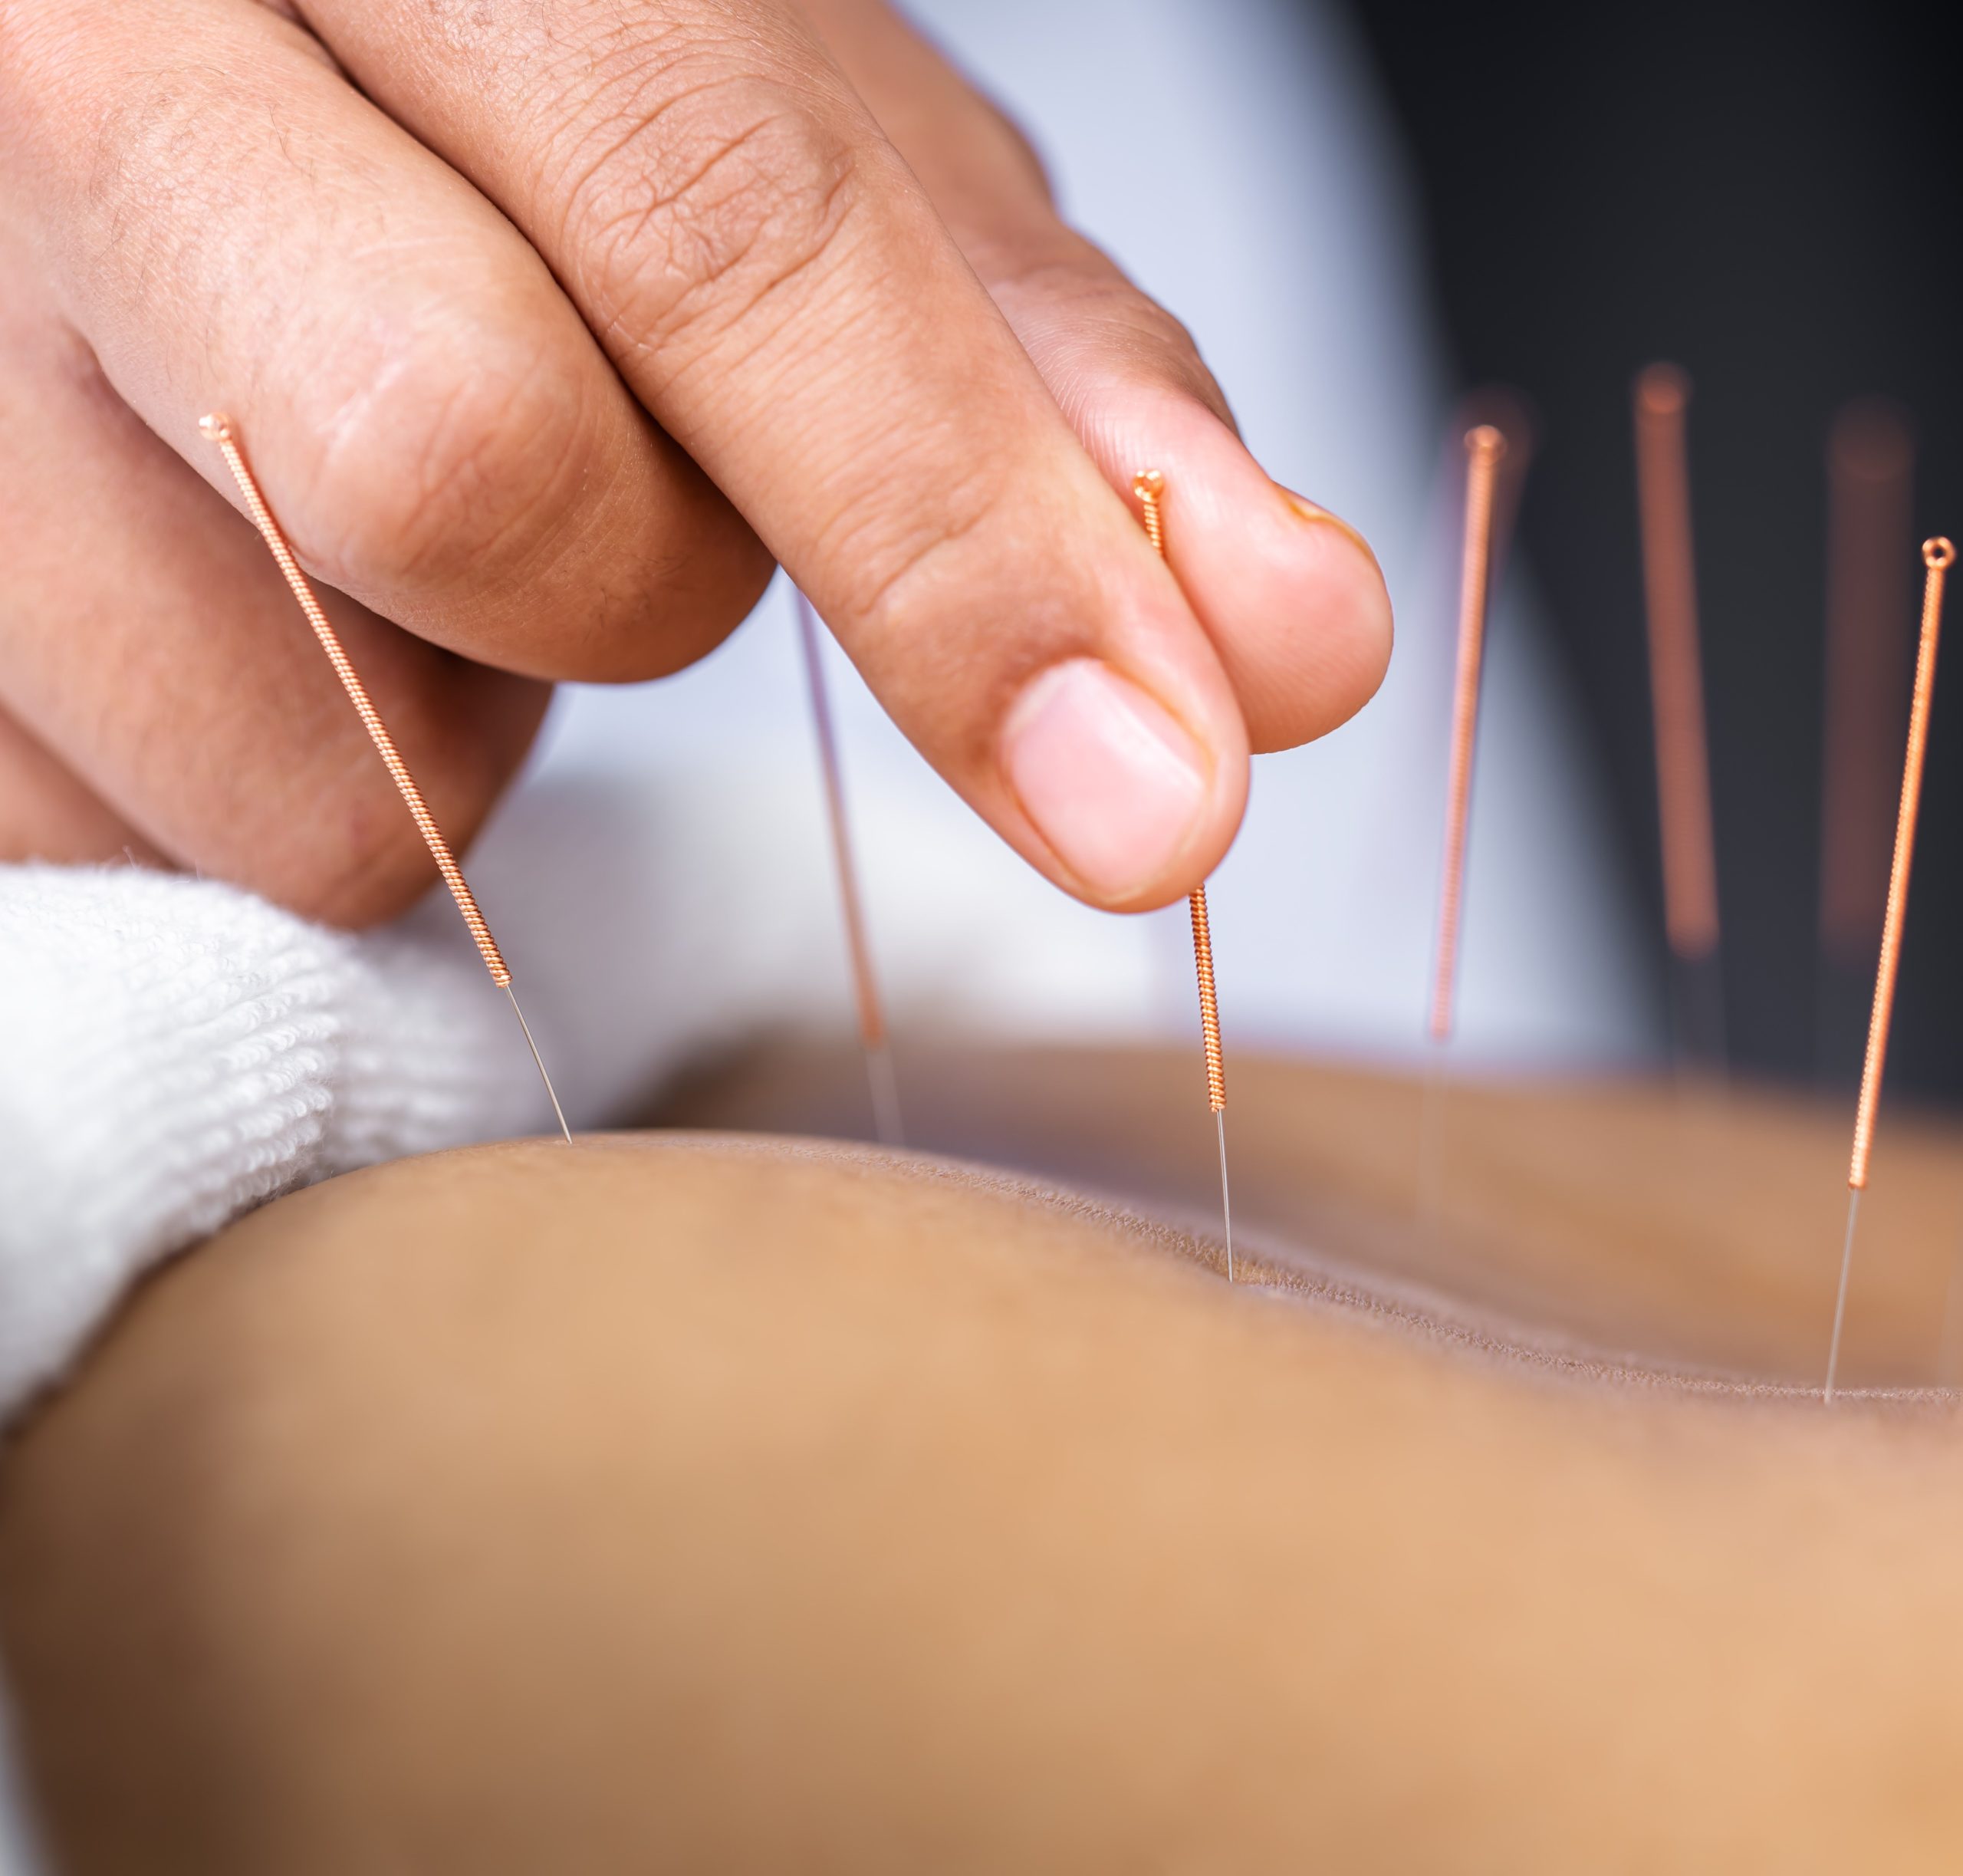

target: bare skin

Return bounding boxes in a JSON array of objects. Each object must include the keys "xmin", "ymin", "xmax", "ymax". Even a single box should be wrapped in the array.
[
  {"xmin": 664, "ymin": 1041, "xmax": 1963, "ymax": 1387},
  {"xmin": 0, "ymin": 0, "xmax": 1390, "ymax": 923},
  {"xmin": 5, "ymin": 1053, "xmax": 1963, "ymax": 1872}
]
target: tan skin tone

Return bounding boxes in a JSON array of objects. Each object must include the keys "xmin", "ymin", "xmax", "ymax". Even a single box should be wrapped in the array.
[
  {"xmin": 5, "ymin": 1052, "xmax": 1963, "ymax": 1871},
  {"xmin": 12, "ymin": 10, "xmax": 1945, "ymax": 1861},
  {"xmin": 0, "ymin": 0, "xmax": 1390, "ymax": 923}
]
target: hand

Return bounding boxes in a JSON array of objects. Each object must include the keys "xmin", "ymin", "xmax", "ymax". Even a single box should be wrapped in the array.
[{"xmin": 0, "ymin": 0, "xmax": 1391, "ymax": 923}]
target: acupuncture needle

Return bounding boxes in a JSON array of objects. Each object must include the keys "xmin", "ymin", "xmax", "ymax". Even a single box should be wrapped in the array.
[
  {"xmin": 792, "ymin": 585, "xmax": 903, "ymax": 1147},
  {"xmin": 1459, "ymin": 387, "xmax": 1536, "ymax": 595},
  {"xmin": 200, "ymin": 413, "xmax": 573, "ymax": 1144},
  {"xmin": 1419, "ymin": 424, "xmax": 1508, "ymax": 1218},
  {"xmin": 1633, "ymin": 364, "xmax": 1725, "ymax": 1071},
  {"xmin": 1823, "ymin": 535, "xmax": 1952, "ymax": 1404},
  {"xmin": 1133, "ymin": 469, "xmax": 1234, "ymax": 1282}
]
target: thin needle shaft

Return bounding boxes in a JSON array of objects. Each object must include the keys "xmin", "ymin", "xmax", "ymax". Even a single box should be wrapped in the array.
[
  {"xmin": 1430, "ymin": 426, "xmax": 1507, "ymax": 1046},
  {"xmin": 1215, "ymin": 1108, "xmax": 1235, "ymax": 1285},
  {"xmin": 794, "ymin": 587, "xmax": 903, "ymax": 1147},
  {"xmin": 1420, "ymin": 426, "xmax": 1507, "ymax": 1217},
  {"xmin": 1134, "ymin": 469, "xmax": 1235, "ymax": 1282},
  {"xmin": 508, "ymin": 984, "xmax": 573, "ymax": 1144},
  {"xmin": 1824, "ymin": 1189, "xmax": 1861, "ymax": 1405},
  {"xmin": 1825, "ymin": 535, "xmax": 1953, "ymax": 1402},
  {"xmin": 201, "ymin": 412, "xmax": 572, "ymax": 1143}
]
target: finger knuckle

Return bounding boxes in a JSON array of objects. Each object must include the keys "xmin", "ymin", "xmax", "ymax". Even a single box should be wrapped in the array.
[
  {"xmin": 549, "ymin": 55, "xmax": 863, "ymax": 367},
  {"xmin": 302, "ymin": 321, "xmax": 594, "ymax": 603}
]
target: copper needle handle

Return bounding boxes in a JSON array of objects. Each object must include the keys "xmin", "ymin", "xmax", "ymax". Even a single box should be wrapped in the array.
[
  {"xmin": 1826, "ymin": 537, "xmax": 1952, "ymax": 1404},
  {"xmin": 1633, "ymin": 364, "xmax": 1721, "ymax": 962},
  {"xmin": 200, "ymin": 413, "xmax": 571, "ymax": 1144},
  {"xmin": 1132, "ymin": 469, "xmax": 1225, "ymax": 1115},
  {"xmin": 1430, "ymin": 424, "xmax": 1507, "ymax": 1044},
  {"xmin": 1848, "ymin": 536, "xmax": 1953, "ymax": 1192},
  {"xmin": 1133, "ymin": 467, "xmax": 1232, "ymax": 1282}
]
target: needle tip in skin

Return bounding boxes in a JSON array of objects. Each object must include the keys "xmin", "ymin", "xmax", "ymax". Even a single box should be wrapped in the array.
[
  {"xmin": 1216, "ymin": 1106, "xmax": 1234, "ymax": 1284},
  {"xmin": 794, "ymin": 587, "xmax": 903, "ymax": 1150},
  {"xmin": 1827, "ymin": 535, "xmax": 1950, "ymax": 1398},
  {"xmin": 506, "ymin": 983, "xmax": 572, "ymax": 1145},
  {"xmin": 1824, "ymin": 1186, "xmax": 1861, "ymax": 1404}
]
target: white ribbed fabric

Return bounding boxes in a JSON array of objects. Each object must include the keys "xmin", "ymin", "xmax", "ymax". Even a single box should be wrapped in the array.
[{"xmin": 0, "ymin": 864, "xmax": 544, "ymax": 1421}]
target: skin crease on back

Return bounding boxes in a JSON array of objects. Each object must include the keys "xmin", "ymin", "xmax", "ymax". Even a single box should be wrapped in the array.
[{"xmin": 4, "ymin": 1051, "xmax": 1963, "ymax": 1872}]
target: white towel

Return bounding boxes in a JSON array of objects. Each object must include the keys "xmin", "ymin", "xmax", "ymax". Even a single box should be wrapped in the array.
[{"xmin": 0, "ymin": 863, "xmax": 544, "ymax": 1420}]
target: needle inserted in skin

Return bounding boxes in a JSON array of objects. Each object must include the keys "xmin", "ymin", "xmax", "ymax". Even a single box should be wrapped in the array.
[
  {"xmin": 1633, "ymin": 364, "xmax": 1725, "ymax": 1069},
  {"xmin": 793, "ymin": 587, "xmax": 903, "ymax": 1148},
  {"xmin": 1421, "ymin": 424, "xmax": 1508, "ymax": 1216},
  {"xmin": 1133, "ymin": 469, "xmax": 1233, "ymax": 1282},
  {"xmin": 505, "ymin": 982, "xmax": 571, "ymax": 1145},
  {"xmin": 1823, "ymin": 535, "xmax": 1952, "ymax": 1404},
  {"xmin": 200, "ymin": 413, "xmax": 573, "ymax": 1144}
]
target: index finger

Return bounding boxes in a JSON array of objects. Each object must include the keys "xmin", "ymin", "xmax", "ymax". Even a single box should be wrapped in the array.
[
  {"xmin": 294, "ymin": 0, "xmax": 1251, "ymax": 909},
  {"xmin": 2, "ymin": 0, "xmax": 771, "ymax": 683}
]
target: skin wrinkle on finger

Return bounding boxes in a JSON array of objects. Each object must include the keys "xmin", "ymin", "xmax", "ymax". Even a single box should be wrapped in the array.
[
  {"xmin": 789, "ymin": 3, "xmax": 1392, "ymax": 752},
  {"xmin": 578, "ymin": 113, "xmax": 865, "ymax": 387},
  {"xmin": 10, "ymin": 0, "xmax": 1360, "ymax": 905},
  {"xmin": 394, "ymin": 4, "xmax": 878, "ymax": 387},
  {"xmin": 3, "ymin": 0, "xmax": 769, "ymax": 683},
  {"xmin": 533, "ymin": 46, "xmax": 880, "ymax": 407},
  {"xmin": 293, "ymin": 0, "xmax": 1251, "ymax": 907},
  {"xmin": 542, "ymin": 63, "xmax": 840, "ymax": 299}
]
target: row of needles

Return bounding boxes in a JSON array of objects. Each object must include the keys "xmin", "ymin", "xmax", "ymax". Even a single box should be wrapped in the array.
[
  {"xmin": 1424, "ymin": 377, "xmax": 1954, "ymax": 1402},
  {"xmin": 208, "ymin": 392, "xmax": 1954, "ymax": 1396},
  {"xmin": 792, "ymin": 470, "xmax": 1236, "ymax": 1276},
  {"xmin": 202, "ymin": 406, "xmax": 1235, "ymax": 1278}
]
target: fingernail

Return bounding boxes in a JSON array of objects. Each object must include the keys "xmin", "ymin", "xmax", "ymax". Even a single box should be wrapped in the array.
[
  {"xmin": 1001, "ymin": 658, "xmax": 1210, "ymax": 900},
  {"xmin": 1277, "ymin": 485, "xmax": 1379, "ymax": 569}
]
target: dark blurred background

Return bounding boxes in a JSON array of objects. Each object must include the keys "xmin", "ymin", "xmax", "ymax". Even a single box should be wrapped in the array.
[{"xmin": 1345, "ymin": 0, "xmax": 1963, "ymax": 1098}]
